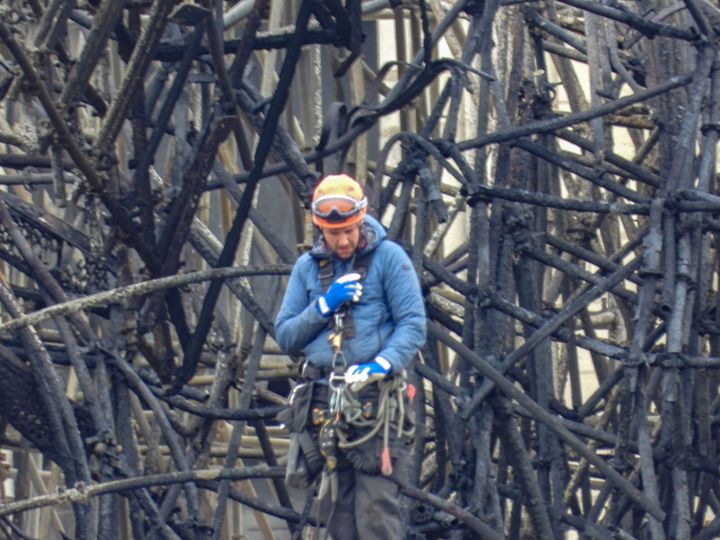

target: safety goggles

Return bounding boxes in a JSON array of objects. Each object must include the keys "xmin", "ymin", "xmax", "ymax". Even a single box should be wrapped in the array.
[{"xmin": 312, "ymin": 195, "xmax": 367, "ymax": 222}]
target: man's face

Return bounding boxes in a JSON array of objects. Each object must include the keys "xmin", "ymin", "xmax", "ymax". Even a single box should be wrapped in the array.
[{"xmin": 321, "ymin": 224, "xmax": 361, "ymax": 260}]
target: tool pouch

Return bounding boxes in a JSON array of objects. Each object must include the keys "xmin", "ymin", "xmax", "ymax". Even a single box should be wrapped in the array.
[{"xmin": 278, "ymin": 382, "xmax": 323, "ymax": 488}]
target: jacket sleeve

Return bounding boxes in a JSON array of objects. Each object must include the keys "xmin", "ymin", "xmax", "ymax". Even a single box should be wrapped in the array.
[
  {"xmin": 274, "ymin": 256, "xmax": 329, "ymax": 356},
  {"xmin": 377, "ymin": 243, "xmax": 427, "ymax": 371}
]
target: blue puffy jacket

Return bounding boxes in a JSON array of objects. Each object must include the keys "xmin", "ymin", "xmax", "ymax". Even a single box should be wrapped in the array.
[{"xmin": 275, "ymin": 215, "xmax": 426, "ymax": 372}]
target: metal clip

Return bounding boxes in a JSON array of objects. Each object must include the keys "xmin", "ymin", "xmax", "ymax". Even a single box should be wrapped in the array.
[
  {"xmin": 329, "ymin": 374, "xmax": 346, "ymax": 414},
  {"xmin": 328, "ymin": 310, "xmax": 346, "ymax": 353},
  {"xmin": 328, "ymin": 329, "xmax": 343, "ymax": 352}
]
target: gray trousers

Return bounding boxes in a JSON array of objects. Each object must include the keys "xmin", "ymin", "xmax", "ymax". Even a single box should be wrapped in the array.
[{"xmin": 314, "ymin": 438, "xmax": 410, "ymax": 540}]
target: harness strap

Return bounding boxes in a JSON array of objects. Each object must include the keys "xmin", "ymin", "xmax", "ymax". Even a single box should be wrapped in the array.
[
  {"xmin": 315, "ymin": 417, "xmax": 341, "ymax": 540},
  {"xmin": 313, "ymin": 468, "xmax": 339, "ymax": 540},
  {"xmin": 292, "ymin": 475, "xmax": 319, "ymax": 540}
]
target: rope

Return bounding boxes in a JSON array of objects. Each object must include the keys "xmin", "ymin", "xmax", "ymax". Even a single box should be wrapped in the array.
[{"xmin": 337, "ymin": 378, "xmax": 415, "ymax": 450}]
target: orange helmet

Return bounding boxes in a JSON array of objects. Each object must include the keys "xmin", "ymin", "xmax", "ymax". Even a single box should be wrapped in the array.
[{"xmin": 311, "ymin": 174, "xmax": 367, "ymax": 229}]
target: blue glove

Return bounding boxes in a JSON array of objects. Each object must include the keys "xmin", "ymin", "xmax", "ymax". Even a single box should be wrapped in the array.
[
  {"xmin": 316, "ymin": 272, "xmax": 363, "ymax": 317},
  {"xmin": 345, "ymin": 356, "xmax": 392, "ymax": 392}
]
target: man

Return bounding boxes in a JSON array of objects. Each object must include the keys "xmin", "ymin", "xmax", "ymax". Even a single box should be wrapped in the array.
[{"xmin": 275, "ymin": 173, "xmax": 426, "ymax": 539}]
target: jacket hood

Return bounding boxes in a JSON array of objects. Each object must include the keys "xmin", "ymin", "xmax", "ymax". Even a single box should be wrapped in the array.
[{"xmin": 310, "ymin": 214, "xmax": 387, "ymax": 260}]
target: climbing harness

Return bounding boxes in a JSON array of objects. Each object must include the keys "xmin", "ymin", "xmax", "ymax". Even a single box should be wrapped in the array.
[
  {"xmin": 306, "ymin": 251, "xmax": 415, "ymax": 538},
  {"xmin": 312, "ymin": 307, "xmax": 415, "ymax": 538}
]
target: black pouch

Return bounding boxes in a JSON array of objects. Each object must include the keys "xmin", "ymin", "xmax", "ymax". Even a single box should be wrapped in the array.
[{"xmin": 277, "ymin": 382, "xmax": 314, "ymax": 432}]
